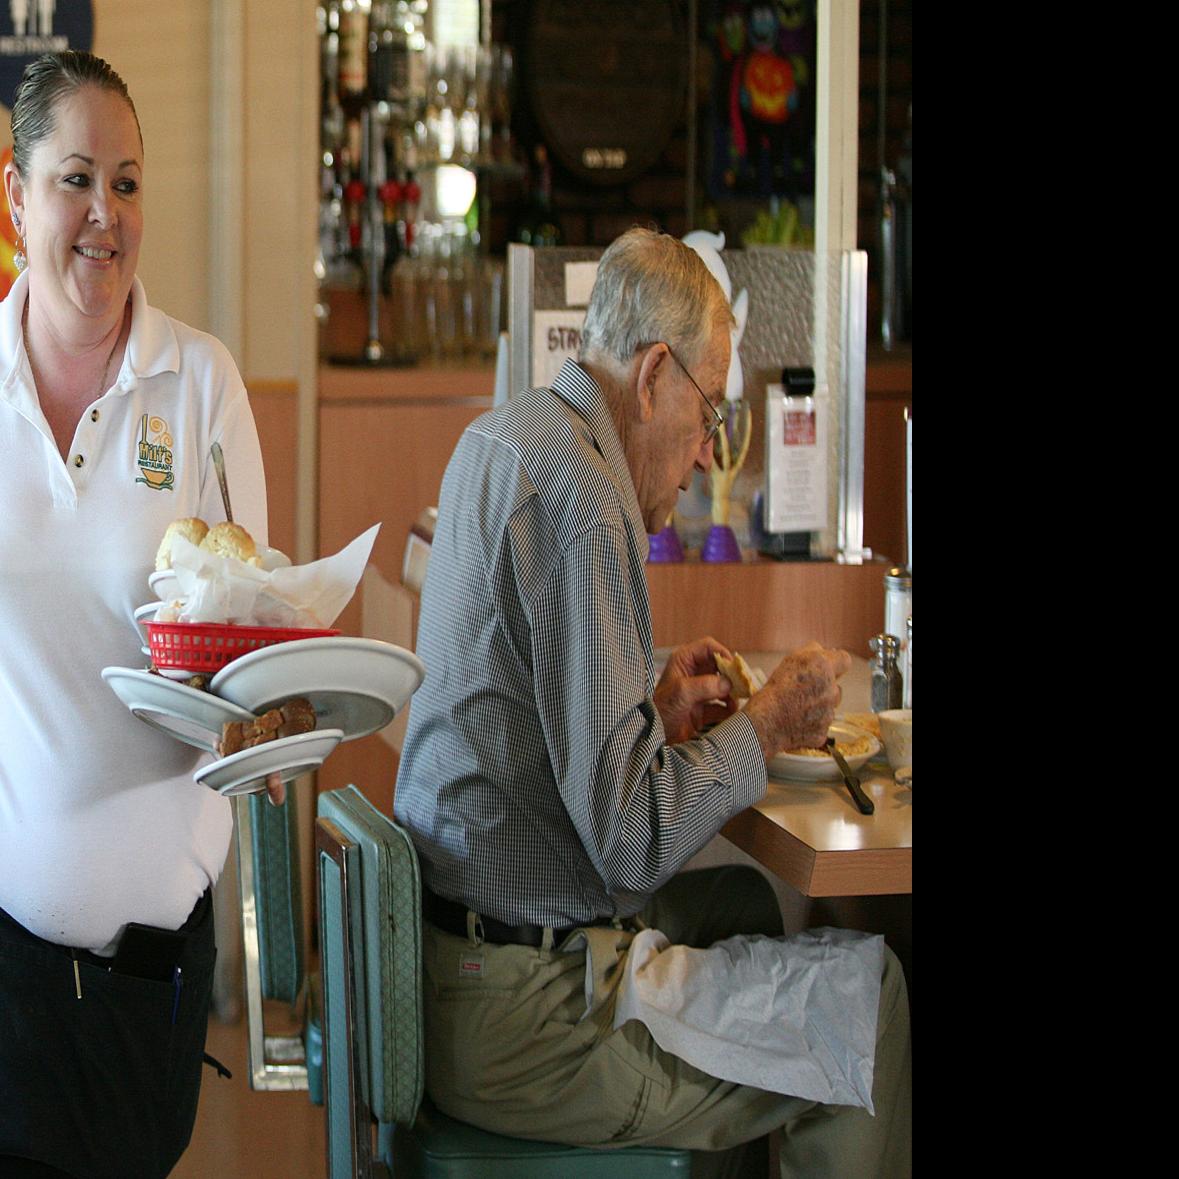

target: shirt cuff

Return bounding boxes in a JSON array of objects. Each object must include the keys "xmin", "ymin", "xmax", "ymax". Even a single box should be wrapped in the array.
[{"xmin": 702, "ymin": 710, "xmax": 768, "ymax": 815}]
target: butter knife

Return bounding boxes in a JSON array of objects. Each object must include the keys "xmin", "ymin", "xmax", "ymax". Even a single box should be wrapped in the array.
[
  {"xmin": 210, "ymin": 441, "xmax": 233, "ymax": 523},
  {"xmin": 827, "ymin": 737, "xmax": 875, "ymax": 815}
]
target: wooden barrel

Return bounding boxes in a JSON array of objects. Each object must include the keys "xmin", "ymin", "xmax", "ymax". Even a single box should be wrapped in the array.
[{"xmin": 523, "ymin": 0, "xmax": 687, "ymax": 187}]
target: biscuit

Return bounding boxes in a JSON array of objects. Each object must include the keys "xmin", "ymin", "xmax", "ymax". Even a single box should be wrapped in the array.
[{"xmin": 715, "ymin": 650, "xmax": 755, "ymax": 698}]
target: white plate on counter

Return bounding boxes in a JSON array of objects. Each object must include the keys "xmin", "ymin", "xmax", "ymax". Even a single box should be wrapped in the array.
[
  {"xmin": 768, "ymin": 721, "xmax": 881, "ymax": 783},
  {"xmin": 102, "ymin": 666, "xmax": 256, "ymax": 754},
  {"xmin": 194, "ymin": 728, "xmax": 344, "ymax": 796},
  {"xmin": 209, "ymin": 636, "xmax": 426, "ymax": 742}
]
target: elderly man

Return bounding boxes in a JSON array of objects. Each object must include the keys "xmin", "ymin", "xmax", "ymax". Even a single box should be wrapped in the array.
[{"xmin": 394, "ymin": 227, "xmax": 911, "ymax": 1176}]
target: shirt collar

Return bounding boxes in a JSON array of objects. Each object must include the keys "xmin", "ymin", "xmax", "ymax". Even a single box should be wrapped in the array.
[
  {"xmin": 0, "ymin": 271, "xmax": 179, "ymax": 401},
  {"xmin": 548, "ymin": 357, "xmax": 649, "ymax": 550}
]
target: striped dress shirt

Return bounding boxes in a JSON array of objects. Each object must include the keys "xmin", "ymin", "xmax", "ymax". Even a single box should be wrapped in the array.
[{"xmin": 394, "ymin": 359, "xmax": 767, "ymax": 928}]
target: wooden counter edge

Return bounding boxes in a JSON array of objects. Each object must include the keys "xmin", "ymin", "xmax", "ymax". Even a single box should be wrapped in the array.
[
  {"xmin": 721, "ymin": 808, "xmax": 912, "ymax": 898},
  {"xmin": 722, "ymin": 808, "xmax": 817, "ymax": 896}
]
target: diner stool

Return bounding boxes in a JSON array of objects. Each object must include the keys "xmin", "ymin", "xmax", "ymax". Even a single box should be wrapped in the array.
[{"xmin": 316, "ymin": 784, "xmax": 691, "ymax": 1178}]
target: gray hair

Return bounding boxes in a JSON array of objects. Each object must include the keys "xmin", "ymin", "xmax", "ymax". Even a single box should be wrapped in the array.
[
  {"xmin": 578, "ymin": 227, "xmax": 733, "ymax": 372},
  {"xmin": 9, "ymin": 51, "xmax": 141, "ymax": 177}
]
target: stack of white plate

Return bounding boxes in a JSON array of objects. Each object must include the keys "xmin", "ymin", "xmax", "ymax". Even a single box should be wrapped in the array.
[{"xmin": 102, "ymin": 636, "xmax": 425, "ymax": 797}]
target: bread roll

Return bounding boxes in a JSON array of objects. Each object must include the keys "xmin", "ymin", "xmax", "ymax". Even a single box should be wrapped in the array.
[
  {"xmin": 155, "ymin": 517, "xmax": 209, "ymax": 571},
  {"xmin": 200, "ymin": 521, "xmax": 262, "ymax": 567},
  {"xmin": 715, "ymin": 650, "xmax": 755, "ymax": 699}
]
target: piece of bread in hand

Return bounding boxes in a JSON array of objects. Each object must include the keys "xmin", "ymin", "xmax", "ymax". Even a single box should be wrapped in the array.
[
  {"xmin": 200, "ymin": 521, "xmax": 262, "ymax": 567},
  {"xmin": 715, "ymin": 650, "xmax": 756, "ymax": 699},
  {"xmin": 155, "ymin": 517, "xmax": 209, "ymax": 571}
]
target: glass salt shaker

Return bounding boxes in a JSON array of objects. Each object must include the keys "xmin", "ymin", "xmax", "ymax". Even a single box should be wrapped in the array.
[
  {"xmin": 869, "ymin": 634, "xmax": 903, "ymax": 713},
  {"xmin": 884, "ymin": 567, "xmax": 911, "ymax": 708},
  {"xmin": 904, "ymin": 616, "xmax": 912, "ymax": 709}
]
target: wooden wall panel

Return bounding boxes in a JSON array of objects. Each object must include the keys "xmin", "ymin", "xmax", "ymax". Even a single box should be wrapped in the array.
[
  {"xmin": 316, "ymin": 386, "xmax": 492, "ymax": 807},
  {"xmin": 318, "ymin": 399, "xmax": 490, "ymax": 627},
  {"xmin": 863, "ymin": 345, "xmax": 912, "ymax": 569},
  {"xmin": 646, "ymin": 559, "xmax": 889, "ymax": 659},
  {"xmin": 247, "ymin": 382, "xmax": 298, "ymax": 559},
  {"xmin": 864, "ymin": 397, "xmax": 909, "ymax": 568},
  {"xmin": 317, "ymin": 730, "xmax": 400, "ymax": 824},
  {"xmin": 87, "ymin": 2, "xmax": 211, "ymax": 333}
]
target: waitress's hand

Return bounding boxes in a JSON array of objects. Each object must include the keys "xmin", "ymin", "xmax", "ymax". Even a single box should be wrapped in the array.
[
  {"xmin": 212, "ymin": 736, "xmax": 286, "ymax": 804},
  {"xmin": 265, "ymin": 773, "xmax": 286, "ymax": 806},
  {"xmin": 654, "ymin": 636, "xmax": 737, "ymax": 744}
]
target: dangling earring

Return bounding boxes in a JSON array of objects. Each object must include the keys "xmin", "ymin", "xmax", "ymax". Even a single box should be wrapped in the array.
[{"xmin": 12, "ymin": 217, "xmax": 26, "ymax": 273}]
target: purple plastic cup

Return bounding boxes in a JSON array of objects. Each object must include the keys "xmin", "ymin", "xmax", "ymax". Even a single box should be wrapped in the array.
[
  {"xmin": 701, "ymin": 525, "xmax": 743, "ymax": 563},
  {"xmin": 647, "ymin": 525, "xmax": 685, "ymax": 563}
]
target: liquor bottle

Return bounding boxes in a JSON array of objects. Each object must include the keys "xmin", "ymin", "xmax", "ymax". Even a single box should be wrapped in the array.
[
  {"xmin": 336, "ymin": 138, "xmax": 367, "ymax": 290},
  {"xmin": 320, "ymin": 2, "xmax": 343, "ymax": 147},
  {"xmin": 401, "ymin": 171, "xmax": 421, "ymax": 254},
  {"xmin": 369, "ymin": 0, "xmax": 410, "ymax": 114},
  {"xmin": 323, "ymin": 146, "xmax": 364, "ymax": 291},
  {"xmin": 337, "ymin": 0, "xmax": 368, "ymax": 119},
  {"xmin": 515, "ymin": 145, "xmax": 561, "ymax": 247},
  {"xmin": 379, "ymin": 171, "xmax": 402, "ymax": 293}
]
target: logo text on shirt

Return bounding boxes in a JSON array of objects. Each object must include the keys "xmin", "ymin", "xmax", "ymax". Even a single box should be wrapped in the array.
[{"xmin": 136, "ymin": 413, "xmax": 175, "ymax": 491}]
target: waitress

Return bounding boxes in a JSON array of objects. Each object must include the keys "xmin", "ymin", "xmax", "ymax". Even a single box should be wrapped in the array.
[{"xmin": 0, "ymin": 51, "xmax": 268, "ymax": 1178}]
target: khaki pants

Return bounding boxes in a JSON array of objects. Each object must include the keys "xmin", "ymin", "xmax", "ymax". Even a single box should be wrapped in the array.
[{"xmin": 423, "ymin": 867, "xmax": 911, "ymax": 1178}]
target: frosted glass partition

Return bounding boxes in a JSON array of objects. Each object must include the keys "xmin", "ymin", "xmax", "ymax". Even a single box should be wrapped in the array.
[{"xmin": 507, "ymin": 244, "xmax": 868, "ymax": 562}]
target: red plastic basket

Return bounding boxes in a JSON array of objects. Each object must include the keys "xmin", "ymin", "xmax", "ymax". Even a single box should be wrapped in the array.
[{"xmin": 147, "ymin": 621, "xmax": 340, "ymax": 673}]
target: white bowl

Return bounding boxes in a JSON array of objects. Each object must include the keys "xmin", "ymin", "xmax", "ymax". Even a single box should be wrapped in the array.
[{"xmin": 878, "ymin": 709, "xmax": 912, "ymax": 770}]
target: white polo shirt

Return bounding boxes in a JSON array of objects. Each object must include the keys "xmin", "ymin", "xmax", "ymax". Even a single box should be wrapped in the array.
[{"xmin": 0, "ymin": 271, "xmax": 268, "ymax": 956}]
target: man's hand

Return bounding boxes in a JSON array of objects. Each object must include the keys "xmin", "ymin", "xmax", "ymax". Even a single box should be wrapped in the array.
[
  {"xmin": 654, "ymin": 637, "xmax": 737, "ymax": 743},
  {"xmin": 742, "ymin": 641, "xmax": 851, "ymax": 760}
]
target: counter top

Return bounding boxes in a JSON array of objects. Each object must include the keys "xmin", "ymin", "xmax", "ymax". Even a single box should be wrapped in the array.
[{"xmin": 720, "ymin": 656, "xmax": 912, "ymax": 897}]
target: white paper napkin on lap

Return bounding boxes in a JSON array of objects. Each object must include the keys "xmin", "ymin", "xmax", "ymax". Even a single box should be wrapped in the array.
[
  {"xmin": 161, "ymin": 523, "xmax": 380, "ymax": 628},
  {"xmin": 613, "ymin": 926, "xmax": 884, "ymax": 1112}
]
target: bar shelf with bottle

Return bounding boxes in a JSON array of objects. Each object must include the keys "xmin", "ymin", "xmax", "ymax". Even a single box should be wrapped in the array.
[{"xmin": 317, "ymin": 0, "xmax": 523, "ymax": 368}]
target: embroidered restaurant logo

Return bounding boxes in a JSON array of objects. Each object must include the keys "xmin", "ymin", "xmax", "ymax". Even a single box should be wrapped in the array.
[{"xmin": 136, "ymin": 414, "xmax": 175, "ymax": 491}]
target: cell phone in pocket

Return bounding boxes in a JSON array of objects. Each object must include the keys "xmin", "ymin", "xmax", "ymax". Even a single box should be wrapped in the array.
[{"xmin": 112, "ymin": 923, "xmax": 186, "ymax": 982}]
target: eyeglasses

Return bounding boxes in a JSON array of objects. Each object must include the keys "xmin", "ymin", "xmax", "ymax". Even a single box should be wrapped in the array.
[{"xmin": 666, "ymin": 345, "xmax": 724, "ymax": 445}]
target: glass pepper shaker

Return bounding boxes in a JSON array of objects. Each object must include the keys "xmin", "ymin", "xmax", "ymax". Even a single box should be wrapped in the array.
[{"xmin": 869, "ymin": 634, "xmax": 903, "ymax": 712}]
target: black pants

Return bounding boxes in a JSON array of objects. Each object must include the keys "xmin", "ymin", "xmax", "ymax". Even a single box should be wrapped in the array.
[{"xmin": 0, "ymin": 891, "xmax": 217, "ymax": 1179}]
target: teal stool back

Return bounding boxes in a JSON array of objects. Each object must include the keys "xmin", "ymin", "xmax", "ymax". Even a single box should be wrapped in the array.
[{"xmin": 315, "ymin": 785, "xmax": 690, "ymax": 1178}]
